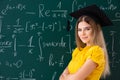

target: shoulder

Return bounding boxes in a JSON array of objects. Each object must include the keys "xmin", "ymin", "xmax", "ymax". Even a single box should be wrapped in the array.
[
  {"xmin": 89, "ymin": 46, "xmax": 104, "ymax": 53},
  {"xmin": 87, "ymin": 45, "xmax": 105, "ymax": 61},
  {"xmin": 90, "ymin": 45, "xmax": 102, "ymax": 50}
]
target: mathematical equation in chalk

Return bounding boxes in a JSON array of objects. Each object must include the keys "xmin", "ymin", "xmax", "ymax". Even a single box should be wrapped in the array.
[
  {"xmin": 0, "ymin": 0, "xmax": 120, "ymax": 80},
  {"xmin": 0, "ymin": 2, "xmax": 68, "ymax": 18},
  {"xmin": 5, "ymin": 18, "xmax": 67, "ymax": 33}
]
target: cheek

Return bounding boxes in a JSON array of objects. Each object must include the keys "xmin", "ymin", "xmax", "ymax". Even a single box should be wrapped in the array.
[
  {"xmin": 78, "ymin": 32, "xmax": 81, "ymax": 37},
  {"xmin": 88, "ymin": 31, "xmax": 93, "ymax": 39},
  {"xmin": 89, "ymin": 31, "xmax": 92, "ymax": 36}
]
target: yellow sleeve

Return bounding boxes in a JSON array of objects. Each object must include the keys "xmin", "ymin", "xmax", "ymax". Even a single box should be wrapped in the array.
[{"xmin": 87, "ymin": 46, "xmax": 105, "ymax": 68}]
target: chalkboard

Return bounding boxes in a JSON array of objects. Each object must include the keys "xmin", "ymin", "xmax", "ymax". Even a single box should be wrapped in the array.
[{"xmin": 0, "ymin": 0, "xmax": 120, "ymax": 80}]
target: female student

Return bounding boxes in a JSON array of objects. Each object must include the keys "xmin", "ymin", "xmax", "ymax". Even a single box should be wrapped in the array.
[{"xmin": 59, "ymin": 4, "xmax": 113, "ymax": 80}]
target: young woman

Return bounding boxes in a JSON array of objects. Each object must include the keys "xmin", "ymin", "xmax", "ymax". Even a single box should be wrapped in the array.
[{"xmin": 59, "ymin": 5, "xmax": 112, "ymax": 80}]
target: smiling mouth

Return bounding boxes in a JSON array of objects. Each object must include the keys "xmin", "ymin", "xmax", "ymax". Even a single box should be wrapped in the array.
[{"xmin": 81, "ymin": 37, "xmax": 88, "ymax": 39}]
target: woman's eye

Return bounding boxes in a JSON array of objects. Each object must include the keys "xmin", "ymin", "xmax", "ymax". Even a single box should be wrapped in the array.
[
  {"xmin": 86, "ymin": 27, "xmax": 91, "ymax": 31},
  {"xmin": 86, "ymin": 28, "xmax": 90, "ymax": 30},
  {"xmin": 77, "ymin": 29, "xmax": 82, "ymax": 31}
]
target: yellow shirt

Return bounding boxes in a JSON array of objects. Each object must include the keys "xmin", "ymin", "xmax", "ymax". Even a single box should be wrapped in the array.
[{"xmin": 68, "ymin": 46, "xmax": 105, "ymax": 80}]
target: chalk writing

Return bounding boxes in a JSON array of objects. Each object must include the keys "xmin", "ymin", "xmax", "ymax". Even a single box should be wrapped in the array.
[
  {"xmin": 1, "ymin": 3, "xmax": 26, "ymax": 15},
  {"xmin": 28, "ymin": 36, "xmax": 34, "ymax": 48},
  {"xmin": 113, "ymin": 11, "xmax": 120, "ymax": 21},
  {"xmin": 0, "ymin": 0, "xmax": 120, "ymax": 80},
  {"xmin": 0, "ymin": 41, "xmax": 12, "ymax": 48},
  {"xmin": 25, "ymin": 21, "xmax": 66, "ymax": 32},
  {"xmin": 12, "ymin": 34, "xmax": 17, "ymax": 57},
  {"xmin": 51, "ymin": 71, "xmax": 57, "ymax": 80},
  {"xmin": 38, "ymin": 4, "xmax": 67, "ymax": 18},
  {"xmin": 0, "ymin": 18, "xmax": 2, "ymax": 33},
  {"xmin": 66, "ymin": 35, "xmax": 72, "ymax": 54},
  {"xmin": 5, "ymin": 60, "xmax": 23, "ymax": 68},
  {"xmin": 59, "ymin": 55, "xmax": 65, "ymax": 67},
  {"xmin": 100, "ymin": 4, "xmax": 117, "ymax": 11},
  {"xmin": 0, "ymin": 16, "xmax": 4, "ymax": 39},
  {"xmin": 109, "ymin": 31, "xmax": 120, "ymax": 68},
  {"xmin": 19, "ymin": 69, "xmax": 35, "ymax": 79},
  {"xmin": 49, "ymin": 53, "xmax": 56, "ymax": 66},
  {"xmin": 42, "ymin": 37, "xmax": 66, "ymax": 48},
  {"xmin": 37, "ymin": 34, "xmax": 44, "ymax": 62}
]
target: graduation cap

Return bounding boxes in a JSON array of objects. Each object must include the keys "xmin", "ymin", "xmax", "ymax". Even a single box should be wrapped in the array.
[{"xmin": 69, "ymin": 4, "xmax": 113, "ymax": 27}]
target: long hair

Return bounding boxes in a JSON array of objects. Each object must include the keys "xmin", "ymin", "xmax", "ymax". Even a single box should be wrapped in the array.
[{"xmin": 75, "ymin": 15, "xmax": 110, "ymax": 78}]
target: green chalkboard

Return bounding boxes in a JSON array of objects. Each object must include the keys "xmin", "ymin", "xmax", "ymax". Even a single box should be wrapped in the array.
[{"xmin": 0, "ymin": 0, "xmax": 120, "ymax": 80}]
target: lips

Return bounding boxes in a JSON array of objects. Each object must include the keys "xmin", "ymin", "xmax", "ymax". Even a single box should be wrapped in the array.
[{"xmin": 81, "ymin": 37, "xmax": 88, "ymax": 40}]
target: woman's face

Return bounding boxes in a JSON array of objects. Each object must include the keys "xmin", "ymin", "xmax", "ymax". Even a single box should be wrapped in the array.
[{"xmin": 77, "ymin": 21, "xmax": 93, "ymax": 46}]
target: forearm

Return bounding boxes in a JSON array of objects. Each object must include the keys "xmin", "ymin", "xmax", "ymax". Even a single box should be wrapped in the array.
[
  {"xmin": 59, "ymin": 67, "xmax": 85, "ymax": 80},
  {"xmin": 63, "ymin": 74, "xmax": 85, "ymax": 80},
  {"xmin": 59, "ymin": 73, "xmax": 70, "ymax": 80}
]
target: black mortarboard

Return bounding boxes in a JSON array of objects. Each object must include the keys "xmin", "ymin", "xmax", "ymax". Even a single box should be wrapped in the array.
[{"xmin": 69, "ymin": 4, "xmax": 113, "ymax": 27}]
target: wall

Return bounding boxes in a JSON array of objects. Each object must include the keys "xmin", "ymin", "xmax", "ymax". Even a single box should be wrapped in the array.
[{"xmin": 0, "ymin": 0, "xmax": 120, "ymax": 80}]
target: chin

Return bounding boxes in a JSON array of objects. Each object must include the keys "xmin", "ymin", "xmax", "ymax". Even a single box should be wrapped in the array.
[
  {"xmin": 82, "ymin": 41, "xmax": 87, "ymax": 44},
  {"xmin": 82, "ymin": 41, "xmax": 89, "ymax": 44}
]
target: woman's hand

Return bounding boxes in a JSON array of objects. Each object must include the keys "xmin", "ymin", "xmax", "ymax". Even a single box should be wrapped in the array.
[{"xmin": 59, "ymin": 74, "xmax": 64, "ymax": 80}]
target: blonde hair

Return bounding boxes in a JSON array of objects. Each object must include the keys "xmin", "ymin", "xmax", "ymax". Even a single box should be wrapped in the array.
[{"xmin": 75, "ymin": 15, "xmax": 110, "ymax": 78}]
